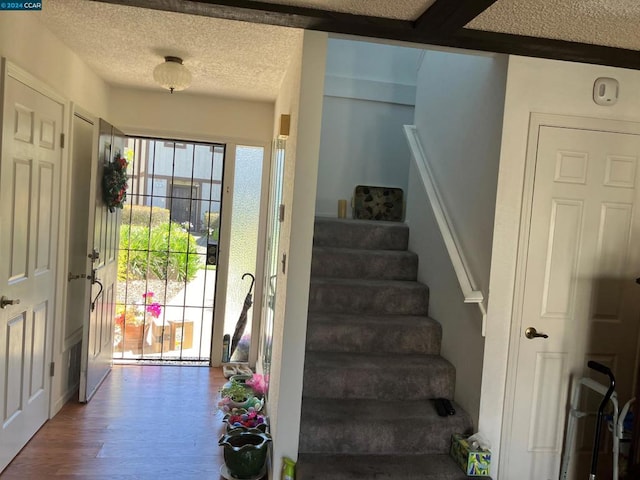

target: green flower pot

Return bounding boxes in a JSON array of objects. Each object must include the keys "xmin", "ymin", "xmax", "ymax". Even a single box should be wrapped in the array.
[
  {"xmin": 219, "ymin": 428, "xmax": 271, "ymax": 479},
  {"xmin": 224, "ymin": 395, "xmax": 263, "ymax": 412}
]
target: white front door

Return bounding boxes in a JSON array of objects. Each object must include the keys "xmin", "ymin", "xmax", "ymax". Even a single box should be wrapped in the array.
[
  {"xmin": 0, "ymin": 65, "xmax": 64, "ymax": 471},
  {"xmin": 79, "ymin": 119, "xmax": 122, "ymax": 402},
  {"xmin": 504, "ymin": 123, "xmax": 640, "ymax": 479}
]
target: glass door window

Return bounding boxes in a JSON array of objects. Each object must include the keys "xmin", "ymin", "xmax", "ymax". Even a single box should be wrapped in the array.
[
  {"xmin": 115, "ymin": 138, "xmax": 224, "ymax": 362},
  {"xmin": 222, "ymin": 145, "xmax": 265, "ymax": 363}
]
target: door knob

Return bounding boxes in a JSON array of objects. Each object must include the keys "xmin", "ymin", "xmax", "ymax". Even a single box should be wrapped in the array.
[
  {"xmin": 0, "ymin": 296, "xmax": 21, "ymax": 309},
  {"xmin": 525, "ymin": 327, "xmax": 549, "ymax": 339}
]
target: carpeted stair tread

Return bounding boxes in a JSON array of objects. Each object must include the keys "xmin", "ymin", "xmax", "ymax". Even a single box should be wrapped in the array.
[
  {"xmin": 296, "ymin": 454, "xmax": 471, "ymax": 480},
  {"xmin": 313, "ymin": 217, "xmax": 409, "ymax": 251},
  {"xmin": 309, "ymin": 278, "xmax": 429, "ymax": 315},
  {"xmin": 298, "ymin": 398, "xmax": 472, "ymax": 455},
  {"xmin": 311, "ymin": 246, "xmax": 418, "ymax": 280},
  {"xmin": 303, "ymin": 352, "xmax": 455, "ymax": 400},
  {"xmin": 306, "ymin": 313, "xmax": 442, "ymax": 355}
]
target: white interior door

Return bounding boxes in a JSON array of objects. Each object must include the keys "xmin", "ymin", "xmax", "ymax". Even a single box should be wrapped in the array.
[
  {"xmin": 504, "ymin": 124, "xmax": 640, "ymax": 479},
  {"xmin": 0, "ymin": 65, "xmax": 64, "ymax": 471},
  {"xmin": 79, "ymin": 119, "xmax": 122, "ymax": 402}
]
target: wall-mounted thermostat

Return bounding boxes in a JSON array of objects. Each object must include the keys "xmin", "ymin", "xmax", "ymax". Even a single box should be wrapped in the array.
[{"xmin": 593, "ymin": 77, "xmax": 619, "ymax": 106}]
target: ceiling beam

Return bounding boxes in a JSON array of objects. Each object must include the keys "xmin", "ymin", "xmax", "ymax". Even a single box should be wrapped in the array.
[
  {"xmin": 448, "ymin": 29, "xmax": 640, "ymax": 70},
  {"xmin": 92, "ymin": 0, "xmax": 640, "ymax": 70},
  {"xmin": 413, "ymin": 0, "xmax": 498, "ymax": 34},
  {"xmin": 90, "ymin": 0, "xmax": 412, "ymax": 34}
]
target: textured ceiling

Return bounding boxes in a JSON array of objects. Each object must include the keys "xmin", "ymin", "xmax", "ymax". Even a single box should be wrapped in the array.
[
  {"xmin": 256, "ymin": 0, "xmax": 435, "ymax": 20},
  {"xmin": 37, "ymin": 0, "xmax": 640, "ymax": 102},
  {"xmin": 468, "ymin": 0, "xmax": 640, "ymax": 50},
  {"xmin": 38, "ymin": 0, "xmax": 302, "ymax": 101}
]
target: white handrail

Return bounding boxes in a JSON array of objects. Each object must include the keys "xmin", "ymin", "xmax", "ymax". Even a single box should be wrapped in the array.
[{"xmin": 403, "ymin": 125, "xmax": 488, "ymax": 336}]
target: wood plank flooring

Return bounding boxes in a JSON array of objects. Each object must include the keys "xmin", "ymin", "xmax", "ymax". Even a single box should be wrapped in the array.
[{"xmin": 1, "ymin": 365, "xmax": 228, "ymax": 479}]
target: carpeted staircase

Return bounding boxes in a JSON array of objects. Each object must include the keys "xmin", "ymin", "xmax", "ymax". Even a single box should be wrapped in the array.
[{"xmin": 296, "ymin": 218, "xmax": 472, "ymax": 480}]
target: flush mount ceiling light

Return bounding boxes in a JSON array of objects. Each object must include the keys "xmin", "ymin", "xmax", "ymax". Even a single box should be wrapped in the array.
[{"xmin": 153, "ymin": 56, "xmax": 192, "ymax": 93}]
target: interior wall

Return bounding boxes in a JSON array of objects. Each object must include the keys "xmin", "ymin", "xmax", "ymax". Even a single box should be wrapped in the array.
[
  {"xmin": 483, "ymin": 56, "xmax": 640, "ymax": 478},
  {"xmin": 267, "ymin": 30, "xmax": 327, "ymax": 477},
  {"xmin": 257, "ymin": 25, "xmax": 304, "ymax": 470},
  {"xmin": 406, "ymin": 49, "xmax": 508, "ymax": 427},
  {"xmin": 413, "ymin": 50, "xmax": 507, "ymax": 295},
  {"xmin": 108, "ymin": 88, "xmax": 274, "ymax": 143},
  {"xmin": 315, "ymin": 38, "xmax": 420, "ymax": 217},
  {"xmin": 0, "ymin": 14, "xmax": 110, "ymax": 116},
  {"xmin": 0, "ymin": 13, "xmax": 111, "ymax": 416}
]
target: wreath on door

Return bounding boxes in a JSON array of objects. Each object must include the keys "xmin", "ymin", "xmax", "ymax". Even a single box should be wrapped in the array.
[{"xmin": 102, "ymin": 154, "xmax": 129, "ymax": 212}]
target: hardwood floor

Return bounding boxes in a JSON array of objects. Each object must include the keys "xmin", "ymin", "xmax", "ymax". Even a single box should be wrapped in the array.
[{"xmin": 2, "ymin": 365, "xmax": 228, "ymax": 479}]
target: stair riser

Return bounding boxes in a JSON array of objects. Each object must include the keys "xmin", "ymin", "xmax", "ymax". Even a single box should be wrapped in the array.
[
  {"xmin": 308, "ymin": 283, "xmax": 429, "ymax": 316},
  {"xmin": 296, "ymin": 454, "xmax": 471, "ymax": 480},
  {"xmin": 303, "ymin": 365, "xmax": 454, "ymax": 400},
  {"xmin": 306, "ymin": 322, "xmax": 441, "ymax": 355},
  {"xmin": 311, "ymin": 250, "xmax": 418, "ymax": 281},
  {"xmin": 299, "ymin": 420, "xmax": 466, "ymax": 455},
  {"xmin": 314, "ymin": 219, "xmax": 409, "ymax": 251}
]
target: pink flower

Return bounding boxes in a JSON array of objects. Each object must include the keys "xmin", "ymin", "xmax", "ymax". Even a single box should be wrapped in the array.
[
  {"xmin": 246, "ymin": 374, "xmax": 267, "ymax": 396},
  {"xmin": 227, "ymin": 411, "xmax": 266, "ymax": 428},
  {"xmin": 142, "ymin": 291, "xmax": 154, "ymax": 300},
  {"xmin": 146, "ymin": 302, "xmax": 162, "ymax": 318}
]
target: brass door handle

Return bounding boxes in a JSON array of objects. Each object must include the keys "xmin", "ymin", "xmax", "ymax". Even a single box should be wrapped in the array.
[
  {"xmin": 525, "ymin": 327, "xmax": 549, "ymax": 339},
  {"xmin": 0, "ymin": 296, "xmax": 21, "ymax": 309}
]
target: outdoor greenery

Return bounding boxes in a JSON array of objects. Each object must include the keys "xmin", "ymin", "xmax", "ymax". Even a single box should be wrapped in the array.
[
  {"xmin": 122, "ymin": 204, "xmax": 170, "ymax": 227},
  {"xmin": 203, "ymin": 211, "xmax": 220, "ymax": 241},
  {"xmin": 119, "ymin": 221, "xmax": 201, "ymax": 282}
]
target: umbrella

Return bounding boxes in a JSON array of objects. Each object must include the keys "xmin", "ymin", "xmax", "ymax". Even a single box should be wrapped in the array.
[{"xmin": 230, "ymin": 273, "xmax": 255, "ymax": 358}]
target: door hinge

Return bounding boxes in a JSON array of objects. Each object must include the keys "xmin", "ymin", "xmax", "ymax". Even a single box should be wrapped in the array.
[
  {"xmin": 60, "ymin": 133, "xmax": 65, "ymax": 149},
  {"xmin": 279, "ymin": 204, "xmax": 285, "ymax": 223},
  {"xmin": 50, "ymin": 362, "xmax": 55, "ymax": 377}
]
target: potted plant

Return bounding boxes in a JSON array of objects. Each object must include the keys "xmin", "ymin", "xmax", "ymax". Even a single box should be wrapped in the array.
[
  {"xmin": 114, "ymin": 291, "xmax": 163, "ymax": 353},
  {"xmin": 223, "ymin": 409, "xmax": 268, "ymax": 433},
  {"xmin": 226, "ymin": 373, "xmax": 267, "ymax": 397},
  {"xmin": 218, "ymin": 379, "xmax": 263, "ymax": 413},
  {"xmin": 219, "ymin": 427, "xmax": 271, "ymax": 479}
]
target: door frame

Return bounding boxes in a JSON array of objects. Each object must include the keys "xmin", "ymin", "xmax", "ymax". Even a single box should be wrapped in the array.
[
  {"xmin": 211, "ymin": 141, "xmax": 270, "ymax": 367},
  {"xmin": 113, "ymin": 127, "xmax": 270, "ymax": 367},
  {"xmin": 257, "ymin": 137, "xmax": 287, "ymax": 388},
  {"xmin": 499, "ymin": 112, "xmax": 640, "ymax": 475}
]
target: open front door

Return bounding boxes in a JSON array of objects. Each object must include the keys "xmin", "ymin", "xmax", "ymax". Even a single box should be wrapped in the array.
[{"xmin": 79, "ymin": 119, "xmax": 123, "ymax": 402}]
